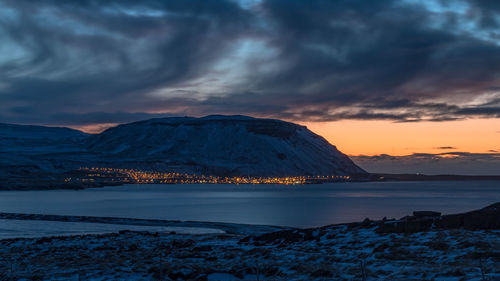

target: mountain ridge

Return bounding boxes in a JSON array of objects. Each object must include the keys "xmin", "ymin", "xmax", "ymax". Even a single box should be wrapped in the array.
[
  {"xmin": 1, "ymin": 115, "xmax": 366, "ymax": 188},
  {"xmin": 83, "ymin": 115, "xmax": 365, "ymax": 176}
]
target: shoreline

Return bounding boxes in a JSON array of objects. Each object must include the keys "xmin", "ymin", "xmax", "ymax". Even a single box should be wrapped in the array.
[
  {"xmin": 2, "ymin": 174, "xmax": 500, "ymax": 191},
  {"xmin": 0, "ymin": 212, "xmax": 289, "ymax": 236}
]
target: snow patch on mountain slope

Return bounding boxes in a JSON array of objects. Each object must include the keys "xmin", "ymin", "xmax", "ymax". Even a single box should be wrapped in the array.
[
  {"xmin": 84, "ymin": 115, "xmax": 366, "ymax": 176},
  {"xmin": 1, "ymin": 116, "xmax": 365, "ymax": 177}
]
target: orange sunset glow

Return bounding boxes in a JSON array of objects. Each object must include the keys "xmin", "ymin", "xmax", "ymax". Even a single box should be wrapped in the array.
[{"xmin": 302, "ymin": 118, "xmax": 500, "ymax": 156}]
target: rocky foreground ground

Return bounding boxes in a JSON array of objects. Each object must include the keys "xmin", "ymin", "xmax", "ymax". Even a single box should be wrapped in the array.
[{"xmin": 0, "ymin": 204, "xmax": 499, "ymax": 281}]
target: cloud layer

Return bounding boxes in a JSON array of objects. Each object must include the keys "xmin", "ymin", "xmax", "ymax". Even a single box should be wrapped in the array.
[
  {"xmin": 1, "ymin": 0, "xmax": 500, "ymax": 126},
  {"xmin": 352, "ymin": 152, "xmax": 500, "ymax": 175}
]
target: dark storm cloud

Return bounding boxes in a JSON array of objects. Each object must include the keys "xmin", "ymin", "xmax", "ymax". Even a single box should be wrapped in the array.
[
  {"xmin": 252, "ymin": 0, "xmax": 500, "ymax": 121},
  {"xmin": 0, "ymin": 0, "xmax": 253, "ymax": 125},
  {"xmin": 467, "ymin": 0, "xmax": 500, "ymax": 28},
  {"xmin": 455, "ymin": 107, "xmax": 500, "ymax": 117},
  {"xmin": 1, "ymin": 0, "xmax": 500, "ymax": 126},
  {"xmin": 16, "ymin": 111, "xmax": 175, "ymax": 126}
]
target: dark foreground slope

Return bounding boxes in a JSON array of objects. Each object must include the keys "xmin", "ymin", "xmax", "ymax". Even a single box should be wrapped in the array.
[{"xmin": 0, "ymin": 116, "xmax": 365, "ymax": 188}]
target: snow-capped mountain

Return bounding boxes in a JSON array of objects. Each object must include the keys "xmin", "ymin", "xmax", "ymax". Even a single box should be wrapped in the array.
[
  {"xmin": 85, "ymin": 115, "xmax": 365, "ymax": 176},
  {"xmin": 0, "ymin": 123, "xmax": 87, "ymax": 153},
  {"xmin": 1, "ymin": 116, "xmax": 366, "ymax": 178}
]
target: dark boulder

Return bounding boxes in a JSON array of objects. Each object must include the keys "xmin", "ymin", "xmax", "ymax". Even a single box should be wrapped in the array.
[
  {"xmin": 438, "ymin": 214, "xmax": 462, "ymax": 229},
  {"xmin": 377, "ymin": 202, "xmax": 500, "ymax": 233},
  {"xmin": 241, "ymin": 228, "xmax": 320, "ymax": 245},
  {"xmin": 376, "ymin": 217, "xmax": 435, "ymax": 233},
  {"xmin": 440, "ymin": 202, "xmax": 500, "ymax": 230},
  {"xmin": 413, "ymin": 211, "xmax": 441, "ymax": 218}
]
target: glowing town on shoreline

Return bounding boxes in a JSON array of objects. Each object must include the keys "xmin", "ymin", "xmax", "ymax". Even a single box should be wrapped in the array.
[{"xmin": 68, "ymin": 167, "xmax": 352, "ymax": 185}]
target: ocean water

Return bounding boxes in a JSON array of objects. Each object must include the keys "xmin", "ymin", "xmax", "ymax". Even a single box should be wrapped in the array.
[{"xmin": 0, "ymin": 181, "xmax": 499, "ymax": 228}]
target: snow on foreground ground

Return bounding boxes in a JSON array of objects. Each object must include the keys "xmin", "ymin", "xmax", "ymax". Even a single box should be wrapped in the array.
[
  {"xmin": 0, "ymin": 224, "xmax": 499, "ymax": 280},
  {"xmin": 0, "ymin": 219, "xmax": 224, "ymax": 239}
]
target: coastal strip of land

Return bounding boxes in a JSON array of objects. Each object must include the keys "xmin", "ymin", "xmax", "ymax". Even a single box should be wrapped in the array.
[{"xmin": 0, "ymin": 212, "xmax": 288, "ymax": 236}]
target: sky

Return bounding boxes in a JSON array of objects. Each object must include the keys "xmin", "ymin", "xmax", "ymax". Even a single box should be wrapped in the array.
[{"xmin": 0, "ymin": 0, "xmax": 499, "ymax": 174}]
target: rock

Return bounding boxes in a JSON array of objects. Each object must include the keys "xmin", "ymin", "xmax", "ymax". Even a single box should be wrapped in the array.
[
  {"xmin": 463, "ymin": 202, "xmax": 500, "ymax": 230},
  {"xmin": 378, "ymin": 202, "xmax": 500, "ymax": 233},
  {"xmin": 192, "ymin": 245, "xmax": 213, "ymax": 252},
  {"xmin": 376, "ymin": 218, "xmax": 435, "ymax": 233},
  {"xmin": 440, "ymin": 202, "xmax": 500, "ymax": 230},
  {"xmin": 362, "ymin": 218, "xmax": 372, "ymax": 226},
  {"xmin": 438, "ymin": 214, "xmax": 462, "ymax": 229},
  {"xmin": 413, "ymin": 211, "xmax": 441, "ymax": 218},
  {"xmin": 372, "ymin": 243, "xmax": 389, "ymax": 253},
  {"xmin": 170, "ymin": 239, "xmax": 195, "ymax": 248},
  {"xmin": 310, "ymin": 269, "xmax": 333, "ymax": 278},
  {"xmin": 242, "ymin": 228, "xmax": 319, "ymax": 245}
]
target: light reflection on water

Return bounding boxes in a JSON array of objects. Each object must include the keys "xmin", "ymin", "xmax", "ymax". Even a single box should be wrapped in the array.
[{"xmin": 0, "ymin": 181, "xmax": 498, "ymax": 228}]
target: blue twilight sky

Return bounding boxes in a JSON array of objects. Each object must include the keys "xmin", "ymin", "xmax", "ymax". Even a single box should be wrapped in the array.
[{"xmin": 0, "ymin": 0, "xmax": 500, "ymax": 173}]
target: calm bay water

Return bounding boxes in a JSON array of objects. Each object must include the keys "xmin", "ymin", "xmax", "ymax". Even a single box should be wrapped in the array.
[{"xmin": 0, "ymin": 181, "xmax": 499, "ymax": 228}]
